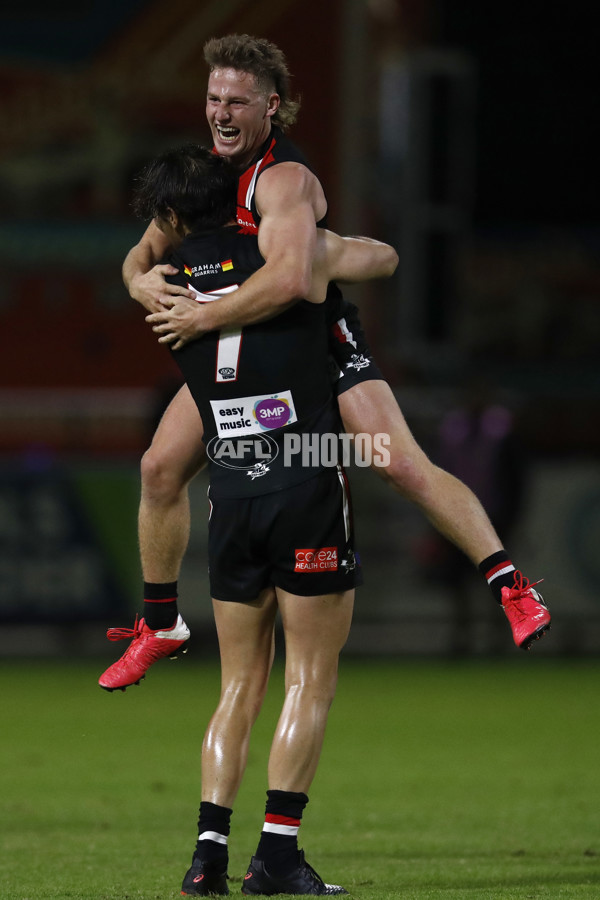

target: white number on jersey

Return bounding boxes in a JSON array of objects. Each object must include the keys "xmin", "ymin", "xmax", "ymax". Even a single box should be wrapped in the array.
[{"xmin": 188, "ymin": 283, "xmax": 242, "ymax": 382}]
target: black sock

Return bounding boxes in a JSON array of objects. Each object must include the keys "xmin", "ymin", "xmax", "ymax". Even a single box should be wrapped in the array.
[
  {"xmin": 255, "ymin": 790, "xmax": 309, "ymax": 875},
  {"xmin": 143, "ymin": 581, "xmax": 178, "ymax": 630},
  {"xmin": 478, "ymin": 551, "xmax": 516, "ymax": 603},
  {"xmin": 194, "ymin": 801, "xmax": 232, "ymax": 863}
]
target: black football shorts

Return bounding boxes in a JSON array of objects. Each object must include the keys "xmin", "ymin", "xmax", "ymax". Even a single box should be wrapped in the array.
[
  {"xmin": 328, "ymin": 300, "xmax": 386, "ymax": 396},
  {"xmin": 207, "ymin": 466, "xmax": 362, "ymax": 602}
]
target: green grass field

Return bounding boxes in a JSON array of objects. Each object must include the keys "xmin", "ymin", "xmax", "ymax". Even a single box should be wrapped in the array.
[{"xmin": 1, "ymin": 656, "xmax": 599, "ymax": 899}]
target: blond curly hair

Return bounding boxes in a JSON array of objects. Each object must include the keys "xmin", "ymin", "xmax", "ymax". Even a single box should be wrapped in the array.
[{"xmin": 204, "ymin": 34, "xmax": 300, "ymax": 130}]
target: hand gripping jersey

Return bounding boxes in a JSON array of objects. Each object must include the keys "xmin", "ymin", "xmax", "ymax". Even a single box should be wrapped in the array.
[
  {"xmin": 233, "ymin": 127, "xmax": 384, "ymax": 391},
  {"xmin": 168, "ymin": 226, "xmax": 342, "ymax": 499}
]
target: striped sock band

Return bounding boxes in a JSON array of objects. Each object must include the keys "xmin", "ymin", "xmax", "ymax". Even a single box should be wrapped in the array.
[
  {"xmin": 143, "ymin": 581, "xmax": 178, "ymax": 630},
  {"xmin": 479, "ymin": 551, "xmax": 516, "ymax": 603},
  {"xmin": 198, "ymin": 830, "xmax": 229, "ymax": 845},
  {"xmin": 262, "ymin": 814, "xmax": 301, "ymax": 837},
  {"xmin": 255, "ymin": 791, "xmax": 308, "ymax": 876},
  {"xmin": 194, "ymin": 802, "xmax": 232, "ymax": 863}
]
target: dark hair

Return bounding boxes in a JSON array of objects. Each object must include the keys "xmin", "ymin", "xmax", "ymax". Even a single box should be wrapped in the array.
[
  {"xmin": 132, "ymin": 144, "xmax": 237, "ymax": 232},
  {"xmin": 204, "ymin": 34, "xmax": 300, "ymax": 130}
]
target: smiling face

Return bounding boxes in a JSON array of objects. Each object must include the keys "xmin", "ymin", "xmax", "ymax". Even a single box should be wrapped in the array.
[{"xmin": 206, "ymin": 68, "xmax": 280, "ymax": 169}]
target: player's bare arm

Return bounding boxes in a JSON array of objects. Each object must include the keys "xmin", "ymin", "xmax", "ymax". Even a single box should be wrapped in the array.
[
  {"xmin": 123, "ymin": 219, "xmax": 195, "ymax": 314},
  {"xmin": 147, "ymin": 163, "xmax": 325, "ymax": 349},
  {"xmin": 145, "ymin": 230, "xmax": 398, "ymax": 348},
  {"xmin": 306, "ymin": 232, "xmax": 399, "ymax": 303}
]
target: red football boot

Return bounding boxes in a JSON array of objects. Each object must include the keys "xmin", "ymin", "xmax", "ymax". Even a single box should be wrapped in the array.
[
  {"xmin": 98, "ymin": 614, "xmax": 190, "ymax": 691},
  {"xmin": 501, "ymin": 572, "xmax": 551, "ymax": 649}
]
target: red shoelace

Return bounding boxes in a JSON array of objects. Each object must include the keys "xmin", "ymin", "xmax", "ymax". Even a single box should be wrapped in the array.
[{"xmin": 106, "ymin": 616, "xmax": 143, "ymax": 642}]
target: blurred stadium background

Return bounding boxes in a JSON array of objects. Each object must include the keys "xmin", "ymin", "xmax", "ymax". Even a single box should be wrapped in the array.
[{"xmin": 1, "ymin": 0, "xmax": 599, "ymax": 659}]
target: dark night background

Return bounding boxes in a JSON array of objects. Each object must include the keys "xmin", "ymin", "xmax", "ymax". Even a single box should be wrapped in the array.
[
  {"xmin": 436, "ymin": 1, "xmax": 597, "ymax": 225},
  {"xmin": 0, "ymin": 1, "xmax": 598, "ymax": 654}
]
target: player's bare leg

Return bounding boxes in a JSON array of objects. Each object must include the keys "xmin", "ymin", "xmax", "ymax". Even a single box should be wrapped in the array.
[
  {"xmin": 181, "ymin": 588, "xmax": 277, "ymax": 897},
  {"xmin": 339, "ymin": 379, "xmax": 550, "ymax": 648},
  {"xmin": 339, "ymin": 380, "xmax": 502, "ymax": 563},
  {"xmin": 139, "ymin": 384, "xmax": 207, "ymax": 582},
  {"xmin": 267, "ymin": 588, "xmax": 354, "ymax": 793},
  {"xmin": 99, "ymin": 386, "xmax": 206, "ymax": 692},
  {"xmin": 241, "ymin": 588, "xmax": 353, "ymax": 897},
  {"xmin": 201, "ymin": 588, "xmax": 278, "ymax": 807}
]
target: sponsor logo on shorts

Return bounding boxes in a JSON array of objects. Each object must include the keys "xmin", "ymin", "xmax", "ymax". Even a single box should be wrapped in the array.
[
  {"xmin": 218, "ymin": 367, "xmax": 236, "ymax": 380},
  {"xmin": 294, "ymin": 547, "xmax": 338, "ymax": 572},
  {"xmin": 345, "ymin": 353, "xmax": 371, "ymax": 371},
  {"xmin": 341, "ymin": 549, "xmax": 357, "ymax": 574}
]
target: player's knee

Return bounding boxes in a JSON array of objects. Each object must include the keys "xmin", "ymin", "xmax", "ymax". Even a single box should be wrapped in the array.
[
  {"xmin": 225, "ymin": 672, "xmax": 270, "ymax": 722},
  {"xmin": 286, "ymin": 667, "xmax": 339, "ymax": 710},
  {"xmin": 140, "ymin": 445, "xmax": 186, "ymax": 504},
  {"xmin": 375, "ymin": 450, "xmax": 431, "ymax": 502},
  {"xmin": 247, "ymin": 681, "xmax": 269, "ymax": 721}
]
